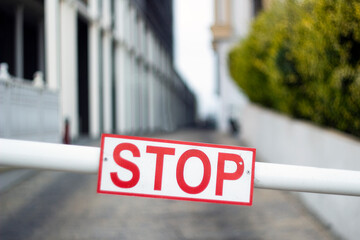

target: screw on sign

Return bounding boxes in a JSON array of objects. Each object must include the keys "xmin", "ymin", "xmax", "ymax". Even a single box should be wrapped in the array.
[{"xmin": 97, "ymin": 134, "xmax": 256, "ymax": 205}]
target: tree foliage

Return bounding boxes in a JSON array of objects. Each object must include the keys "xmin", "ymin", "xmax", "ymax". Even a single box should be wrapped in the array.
[{"xmin": 229, "ymin": 0, "xmax": 360, "ymax": 136}]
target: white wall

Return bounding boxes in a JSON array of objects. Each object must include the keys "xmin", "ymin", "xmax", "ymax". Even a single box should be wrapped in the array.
[
  {"xmin": 240, "ymin": 103, "xmax": 360, "ymax": 240},
  {"xmin": 217, "ymin": 42, "xmax": 248, "ymax": 132}
]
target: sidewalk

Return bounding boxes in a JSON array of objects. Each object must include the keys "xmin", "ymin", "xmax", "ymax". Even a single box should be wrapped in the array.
[
  {"xmin": 0, "ymin": 129, "xmax": 339, "ymax": 240},
  {"xmin": 151, "ymin": 129, "xmax": 339, "ymax": 239},
  {"xmin": 0, "ymin": 169, "xmax": 37, "ymax": 193}
]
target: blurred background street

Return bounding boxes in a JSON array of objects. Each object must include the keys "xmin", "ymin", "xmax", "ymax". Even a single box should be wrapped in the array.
[
  {"xmin": 1, "ymin": 0, "xmax": 359, "ymax": 239},
  {"xmin": 0, "ymin": 129, "xmax": 337, "ymax": 240}
]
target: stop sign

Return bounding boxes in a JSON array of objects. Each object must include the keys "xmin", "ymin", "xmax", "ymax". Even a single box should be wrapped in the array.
[{"xmin": 97, "ymin": 134, "xmax": 256, "ymax": 205}]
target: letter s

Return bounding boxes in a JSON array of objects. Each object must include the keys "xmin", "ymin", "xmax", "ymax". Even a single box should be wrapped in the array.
[{"xmin": 110, "ymin": 143, "xmax": 140, "ymax": 188}]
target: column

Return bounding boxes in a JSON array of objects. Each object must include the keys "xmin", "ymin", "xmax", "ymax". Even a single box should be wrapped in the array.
[
  {"xmin": 114, "ymin": 0, "xmax": 125, "ymax": 133},
  {"xmin": 141, "ymin": 20, "xmax": 149, "ymax": 132},
  {"xmin": 60, "ymin": 0, "xmax": 78, "ymax": 138},
  {"xmin": 147, "ymin": 31, "xmax": 155, "ymax": 132},
  {"xmin": 45, "ymin": 0, "xmax": 60, "ymax": 90},
  {"xmin": 122, "ymin": 0, "xmax": 131, "ymax": 134},
  {"xmin": 89, "ymin": 0, "xmax": 100, "ymax": 138},
  {"xmin": 148, "ymin": 68, "xmax": 155, "ymax": 132},
  {"xmin": 159, "ymin": 48, "xmax": 168, "ymax": 131},
  {"xmin": 126, "ymin": 52, "xmax": 133, "ymax": 133},
  {"xmin": 15, "ymin": 5, "xmax": 24, "ymax": 78},
  {"xmin": 130, "ymin": 7, "xmax": 139, "ymax": 133},
  {"xmin": 38, "ymin": 20, "xmax": 45, "ymax": 74},
  {"xmin": 115, "ymin": 45, "xmax": 126, "ymax": 133},
  {"xmin": 102, "ymin": 0, "xmax": 113, "ymax": 133},
  {"xmin": 155, "ymin": 41, "xmax": 162, "ymax": 131}
]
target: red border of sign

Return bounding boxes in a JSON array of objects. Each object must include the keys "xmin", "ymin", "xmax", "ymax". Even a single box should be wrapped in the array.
[{"xmin": 97, "ymin": 134, "xmax": 256, "ymax": 206}]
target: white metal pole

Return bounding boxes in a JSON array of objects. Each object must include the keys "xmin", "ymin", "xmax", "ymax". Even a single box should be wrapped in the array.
[
  {"xmin": 0, "ymin": 139, "xmax": 99, "ymax": 174},
  {"xmin": 254, "ymin": 162, "xmax": 360, "ymax": 196},
  {"xmin": 1, "ymin": 138, "xmax": 360, "ymax": 196}
]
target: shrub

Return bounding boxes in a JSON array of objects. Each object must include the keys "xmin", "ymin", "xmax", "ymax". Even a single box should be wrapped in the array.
[{"xmin": 229, "ymin": 0, "xmax": 360, "ymax": 137}]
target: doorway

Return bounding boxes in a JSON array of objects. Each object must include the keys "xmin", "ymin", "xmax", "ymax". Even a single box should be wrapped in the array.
[{"xmin": 77, "ymin": 16, "xmax": 89, "ymax": 135}]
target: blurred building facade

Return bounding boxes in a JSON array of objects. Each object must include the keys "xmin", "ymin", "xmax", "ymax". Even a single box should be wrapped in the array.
[
  {"xmin": 0, "ymin": 0, "xmax": 196, "ymax": 142},
  {"xmin": 211, "ymin": 0, "xmax": 270, "ymax": 132}
]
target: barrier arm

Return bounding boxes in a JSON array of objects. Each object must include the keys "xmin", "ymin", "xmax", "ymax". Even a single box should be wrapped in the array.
[{"xmin": 1, "ymin": 138, "xmax": 360, "ymax": 196}]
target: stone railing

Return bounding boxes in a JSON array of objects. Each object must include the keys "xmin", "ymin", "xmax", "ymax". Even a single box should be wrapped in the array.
[{"xmin": 0, "ymin": 64, "xmax": 60, "ymax": 143}]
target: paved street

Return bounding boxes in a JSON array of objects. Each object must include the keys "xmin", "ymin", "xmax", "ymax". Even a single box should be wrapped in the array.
[{"xmin": 0, "ymin": 129, "xmax": 337, "ymax": 240}]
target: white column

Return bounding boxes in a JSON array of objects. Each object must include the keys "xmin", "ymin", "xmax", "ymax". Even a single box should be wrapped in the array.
[
  {"xmin": 168, "ymin": 85, "xmax": 174, "ymax": 131},
  {"xmin": 154, "ymin": 72, "xmax": 159, "ymax": 131},
  {"xmin": 137, "ymin": 18, "xmax": 144, "ymax": 132},
  {"xmin": 148, "ymin": 70, "xmax": 155, "ymax": 132},
  {"xmin": 121, "ymin": 0, "xmax": 130, "ymax": 133},
  {"xmin": 102, "ymin": 33, "xmax": 113, "ymax": 134},
  {"xmin": 138, "ymin": 60, "xmax": 144, "ymax": 132},
  {"xmin": 126, "ymin": 53, "xmax": 133, "ymax": 133},
  {"xmin": 45, "ymin": 0, "xmax": 60, "ymax": 90},
  {"xmin": 142, "ymin": 67, "xmax": 149, "ymax": 132},
  {"xmin": 164, "ymin": 83, "xmax": 170, "ymax": 131},
  {"xmin": 89, "ymin": 0, "xmax": 100, "ymax": 138},
  {"xmin": 177, "ymin": 96, "xmax": 182, "ymax": 128},
  {"xmin": 102, "ymin": 0, "xmax": 113, "ymax": 133},
  {"xmin": 114, "ymin": 0, "xmax": 125, "ymax": 133},
  {"xmin": 15, "ymin": 5, "xmax": 24, "ymax": 78},
  {"xmin": 141, "ymin": 20, "xmax": 148, "ymax": 132},
  {"xmin": 147, "ymin": 32, "xmax": 155, "ymax": 132},
  {"xmin": 161, "ymin": 80, "xmax": 167, "ymax": 131},
  {"xmin": 133, "ymin": 56, "xmax": 139, "ymax": 132},
  {"xmin": 130, "ymin": 7, "xmax": 139, "ymax": 133},
  {"xmin": 115, "ymin": 46, "xmax": 126, "ymax": 133},
  {"xmin": 152, "ymin": 40, "xmax": 158, "ymax": 131},
  {"xmin": 135, "ymin": 16, "xmax": 142, "ymax": 132},
  {"xmin": 169, "ymin": 85, "xmax": 175, "ymax": 131},
  {"xmin": 166, "ymin": 57, "xmax": 174, "ymax": 131},
  {"xmin": 159, "ymin": 48, "xmax": 167, "ymax": 131},
  {"xmin": 60, "ymin": 1, "xmax": 78, "ymax": 139},
  {"xmin": 155, "ymin": 41, "xmax": 162, "ymax": 131},
  {"xmin": 116, "ymin": 0, "xmax": 125, "ymax": 41}
]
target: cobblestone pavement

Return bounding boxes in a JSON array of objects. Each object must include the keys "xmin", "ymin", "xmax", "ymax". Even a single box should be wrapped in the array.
[{"xmin": 0, "ymin": 129, "xmax": 338, "ymax": 240}]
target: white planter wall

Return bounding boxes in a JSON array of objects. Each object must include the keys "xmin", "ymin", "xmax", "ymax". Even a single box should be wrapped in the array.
[{"xmin": 240, "ymin": 103, "xmax": 360, "ymax": 240}]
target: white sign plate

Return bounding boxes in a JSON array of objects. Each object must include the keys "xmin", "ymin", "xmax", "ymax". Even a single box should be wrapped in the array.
[{"xmin": 97, "ymin": 134, "xmax": 256, "ymax": 205}]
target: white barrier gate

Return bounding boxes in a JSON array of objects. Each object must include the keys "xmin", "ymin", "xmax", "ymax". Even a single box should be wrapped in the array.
[{"xmin": 0, "ymin": 138, "xmax": 360, "ymax": 197}]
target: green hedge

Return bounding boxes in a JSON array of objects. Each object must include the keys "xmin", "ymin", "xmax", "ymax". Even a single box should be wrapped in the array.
[{"xmin": 229, "ymin": 0, "xmax": 360, "ymax": 137}]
